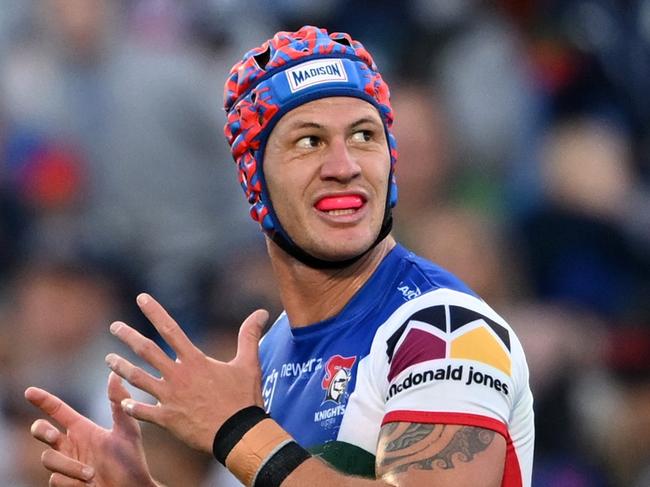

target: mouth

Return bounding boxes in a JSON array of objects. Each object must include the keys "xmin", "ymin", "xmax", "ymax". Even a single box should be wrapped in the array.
[{"xmin": 314, "ymin": 194, "xmax": 366, "ymax": 217}]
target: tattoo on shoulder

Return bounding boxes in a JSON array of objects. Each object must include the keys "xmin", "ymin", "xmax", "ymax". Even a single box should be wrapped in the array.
[
  {"xmin": 378, "ymin": 423, "xmax": 496, "ymax": 475},
  {"xmin": 384, "ymin": 424, "xmax": 437, "ymax": 452}
]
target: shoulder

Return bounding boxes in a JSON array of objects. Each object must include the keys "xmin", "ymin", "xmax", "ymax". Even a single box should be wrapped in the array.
[
  {"xmin": 370, "ymin": 282, "xmax": 527, "ymax": 379},
  {"xmin": 359, "ymin": 245, "xmax": 480, "ymax": 327},
  {"xmin": 396, "ymin": 248, "xmax": 479, "ymax": 299},
  {"xmin": 362, "ymin": 271, "xmax": 530, "ymax": 414},
  {"xmin": 369, "ymin": 246, "xmax": 514, "ymax": 357}
]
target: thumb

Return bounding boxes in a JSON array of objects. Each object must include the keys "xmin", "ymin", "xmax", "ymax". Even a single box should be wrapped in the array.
[
  {"xmin": 235, "ymin": 309, "xmax": 269, "ymax": 366},
  {"xmin": 107, "ymin": 372, "xmax": 141, "ymax": 438}
]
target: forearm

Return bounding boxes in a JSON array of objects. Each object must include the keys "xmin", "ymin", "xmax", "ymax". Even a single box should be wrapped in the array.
[
  {"xmin": 283, "ymin": 457, "xmax": 393, "ymax": 487},
  {"xmin": 213, "ymin": 407, "xmax": 393, "ymax": 487},
  {"xmin": 213, "ymin": 409, "xmax": 506, "ymax": 487}
]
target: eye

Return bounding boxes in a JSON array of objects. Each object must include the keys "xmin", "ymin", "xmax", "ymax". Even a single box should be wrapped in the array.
[
  {"xmin": 350, "ymin": 130, "xmax": 372, "ymax": 143},
  {"xmin": 296, "ymin": 135, "xmax": 321, "ymax": 149}
]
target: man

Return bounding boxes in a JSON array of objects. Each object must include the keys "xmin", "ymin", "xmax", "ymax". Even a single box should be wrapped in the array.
[{"xmin": 26, "ymin": 26, "xmax": 534, "ymax": 486}]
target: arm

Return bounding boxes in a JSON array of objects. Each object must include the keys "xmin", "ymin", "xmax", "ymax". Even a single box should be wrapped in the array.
[
  {"xmin": 108, "ymin": 294, "xmax": 506, "ymax": 486},
  {"xmin": 25, "ymin": 372, "xmax": 160, "ymax": 487},
  {"xmin": 375, "ymin": 422, "xmax": 504, "ymax": 486},
  {"xmin": 252, "ymin": 422, "xmax": 504, "ymax": 487}
]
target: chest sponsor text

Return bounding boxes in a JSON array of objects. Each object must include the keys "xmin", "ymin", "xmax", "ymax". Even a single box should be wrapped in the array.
[{"xmin": 281, "ymin": 358, "xmax": 323, "ymax": 378}]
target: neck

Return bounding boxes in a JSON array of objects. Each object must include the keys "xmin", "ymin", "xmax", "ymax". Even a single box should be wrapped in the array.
[{"xmin": 267, "ymin": 236, "xmax": 396, "ymax": 327}]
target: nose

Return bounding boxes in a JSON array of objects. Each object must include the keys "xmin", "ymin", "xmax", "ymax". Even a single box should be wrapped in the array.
[{"xmin": 319, "ymin": 137, "xmax": 361, "ymax": 183}]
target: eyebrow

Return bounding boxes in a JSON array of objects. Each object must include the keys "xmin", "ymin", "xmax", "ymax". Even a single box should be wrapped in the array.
[
  {"xmin": 286, "ymin": 121, "xmax": 323, "ymax": 131},
  {"xmin": 350, "ymin": 117, "xmax": 382, "ymax": 129},
  {"xmin": 286, "ymin": 117, "xmax": 381, "ymax": 132}
]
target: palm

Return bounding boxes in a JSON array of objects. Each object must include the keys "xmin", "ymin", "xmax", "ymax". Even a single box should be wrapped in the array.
[
  {"xmin": 26, "ymin": 373, "xmax": 155, "ymax": 486},
  {"xmin": 63, "ymin": 416, "xmax": 111, "ymax": 466},
  {"xmin": 67, "ymin": 416, "xmax": 149, "ymax": 485}
]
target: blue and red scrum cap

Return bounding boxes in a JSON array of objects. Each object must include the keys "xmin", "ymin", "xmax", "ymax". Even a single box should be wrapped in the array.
[{"xmin": 223, "ymin": 25, "xmax": 398, "ymax": 233}]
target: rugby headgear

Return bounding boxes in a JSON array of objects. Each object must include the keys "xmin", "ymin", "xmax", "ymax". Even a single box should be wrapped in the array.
[{"xmin": 223, "ymin": 25, "xmax": 398, "ymax": 268}]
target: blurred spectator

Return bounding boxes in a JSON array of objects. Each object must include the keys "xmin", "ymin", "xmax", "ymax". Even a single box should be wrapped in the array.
[
  {"xmin": 389, "ymin": 82, "xmax": 453, "ymax": 232},
  {"xmin": 1, "ymin": 124, "xmax": 87, "ymax": 264},
  {"xmin": 432, "ymin": 8, "xmax": 535, "ymax": 175},
  {"xmin": 2, "ymin": 0, "xmax": 263, "ymax": 342},
  {"xmin": 0, "ymin": 258, "xmax": 129, "ymax": 484},
  {"xmin": 407, "ymin": 205, "xmax": 518, "ymax": 307},
  {"xmin": 516, "ymin": 117, "xmax": 650, "ymax": 319},
  {"xmin": 592, "ymin": 327, "xmax": 650, "ymax": 486},
  {"xmin": 504, "ymin": 303, "xmax": 612, "ymax": 487},
  {"xmin": 3, "ymin": 259, "xmax": 123, "ymax": 423},
  {"xmin": 202, "ymin": 242, "xmax": 282, "ymax": 355}
]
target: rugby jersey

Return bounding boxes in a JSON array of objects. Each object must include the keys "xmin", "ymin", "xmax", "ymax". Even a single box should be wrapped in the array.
[{"xmin": 259, "ymin": 244, "xmax": 534, "ymax": 486}]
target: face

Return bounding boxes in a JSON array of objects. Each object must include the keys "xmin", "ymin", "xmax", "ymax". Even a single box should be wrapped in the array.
[
  {"xmin": 263, "ymin": 97, "xmax": 391, "ymax": 261},
  {"xmin": 331, "ymin": 369, "xmax": 349, "ymax": 400}
]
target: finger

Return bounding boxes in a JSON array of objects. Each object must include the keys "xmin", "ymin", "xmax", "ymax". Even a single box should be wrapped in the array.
[
  {"xmin": 30, "ymin": 419, "xmax": 68, "ymax": 450},
  {"xmin": 234, "ymin": 309, "xmax": 269, "ymax": 367},
  {"xmin": 107, "ymin": 372, "xmax": 141, "ymax": 438},
  {"xmin": 25, "ymin": 388, "xmax": 83, "ymax": 430},
  {"xmin": 107, "ymin": 370, "xmax": 131, "ymax": 403},
  {"xmin": 136, "ymin": 293, "xmax": 198, "ymax": 359},
  {"xmin": 49, "ymin": 472, "xmax": 91, "ymax": 487},
  {"xmin": 41, "ymin": 448, "xmax": 95, "ymax": 482},
  {"xmin": 120, "ymin": 398, "xmax": 162, "ymax": 427},
  {"xmin": 109, "ymin": 321, "xmax": 174, "ymax": 376},
  {"xmin": 105, "ymin": 353, "xmax": 162, "ymax": 400}
]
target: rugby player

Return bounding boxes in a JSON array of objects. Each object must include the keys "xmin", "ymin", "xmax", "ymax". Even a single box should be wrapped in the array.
[{"xmin": 26, "ymin": 26, "xmax": 534, "ymax": 487}]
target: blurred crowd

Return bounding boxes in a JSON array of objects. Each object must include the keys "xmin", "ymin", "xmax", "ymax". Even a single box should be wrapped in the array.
[{"xmin": 0, "ymin": 1, "xmax": 648, "ymax": 486}]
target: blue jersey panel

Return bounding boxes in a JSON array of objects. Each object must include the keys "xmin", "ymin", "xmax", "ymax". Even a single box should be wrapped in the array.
[{"xmin": 258, "ymin": 244, "xmax": 476, "ymax": 449}]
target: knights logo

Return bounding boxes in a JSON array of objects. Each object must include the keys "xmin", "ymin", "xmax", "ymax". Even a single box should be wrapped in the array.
[{"xmin": 321, "ymin": 355, "xmax": 357, "ymax": 404}]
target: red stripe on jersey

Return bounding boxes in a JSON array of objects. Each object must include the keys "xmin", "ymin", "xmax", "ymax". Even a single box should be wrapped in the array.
[{"xmin": 382, "ymin": 411, "xmax": 522, "ymax": 487}]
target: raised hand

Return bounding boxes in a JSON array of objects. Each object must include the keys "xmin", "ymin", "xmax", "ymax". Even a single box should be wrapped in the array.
[
  {"xmin": 25, "ymin": 372, "xmax": 158, "ymax": 486},
  {"xmin": 105, "ymin": 293, "xmax": 269, "ymax": 453}
]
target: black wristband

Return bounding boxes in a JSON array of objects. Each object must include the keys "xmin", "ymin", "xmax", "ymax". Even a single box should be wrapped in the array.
[
  {"xmin": 253, "ymin": 441, "xmax": 312, "ymax": 487},
  {"xmin": 212, "ymin": 406, "xmax": 270, "ymax": 464}
]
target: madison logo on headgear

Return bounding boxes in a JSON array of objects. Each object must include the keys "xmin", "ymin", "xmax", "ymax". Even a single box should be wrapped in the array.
[
  {"xmin": 286, "ymin": 59, "xmax": 348, "ymax": 93},
  {"xmin": 321, "ymin": 354, "xmax": 357, "ymax": 404}
]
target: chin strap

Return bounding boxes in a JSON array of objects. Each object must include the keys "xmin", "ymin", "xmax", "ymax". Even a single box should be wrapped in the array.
[{"xmin": 268, "ymin": 203, "xmax": 393, "ymax": 270}]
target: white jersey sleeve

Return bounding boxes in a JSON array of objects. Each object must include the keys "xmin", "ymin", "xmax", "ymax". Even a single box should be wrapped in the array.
[{"xmin": 338, "ymin": 288, "xmax": 535, "ymax": 487}]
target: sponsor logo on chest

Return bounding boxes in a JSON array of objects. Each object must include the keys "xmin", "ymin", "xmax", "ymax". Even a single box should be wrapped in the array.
[
  {"xmin": 263, "ymin": 354, "xmax": 358, "ymax": 431},
  {"xmin": 263, "ymin": 357, "xmax": 323, "ymax": 411},
  {"xmin": 280, "ymin": 358, "xmax": 323, "ymax": 378}
]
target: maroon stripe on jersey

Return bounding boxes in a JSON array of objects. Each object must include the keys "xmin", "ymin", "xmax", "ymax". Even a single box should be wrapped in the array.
[{"xmin": 387, "ymin": 328, "xmax": 446, "ymax": 381}]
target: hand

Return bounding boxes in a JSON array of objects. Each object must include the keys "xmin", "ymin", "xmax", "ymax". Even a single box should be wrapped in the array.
[
  {"xmin": 105, "ymin": 293, "xmax": 269, "ymax": 453},
  {"xmin": 25, "ymin": 372, "xmax": 157, "ymax": 487}
]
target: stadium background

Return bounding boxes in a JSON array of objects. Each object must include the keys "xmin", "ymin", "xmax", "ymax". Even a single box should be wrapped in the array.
[{"xmin": 0, "ymin": 1, "xmax": 649, "ymax": 485}]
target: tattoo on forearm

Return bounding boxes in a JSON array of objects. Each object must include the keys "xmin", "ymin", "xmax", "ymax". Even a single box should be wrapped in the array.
[{"xmin": 378, "ymin": 423, "xmax": 496, "ymax": 475}]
